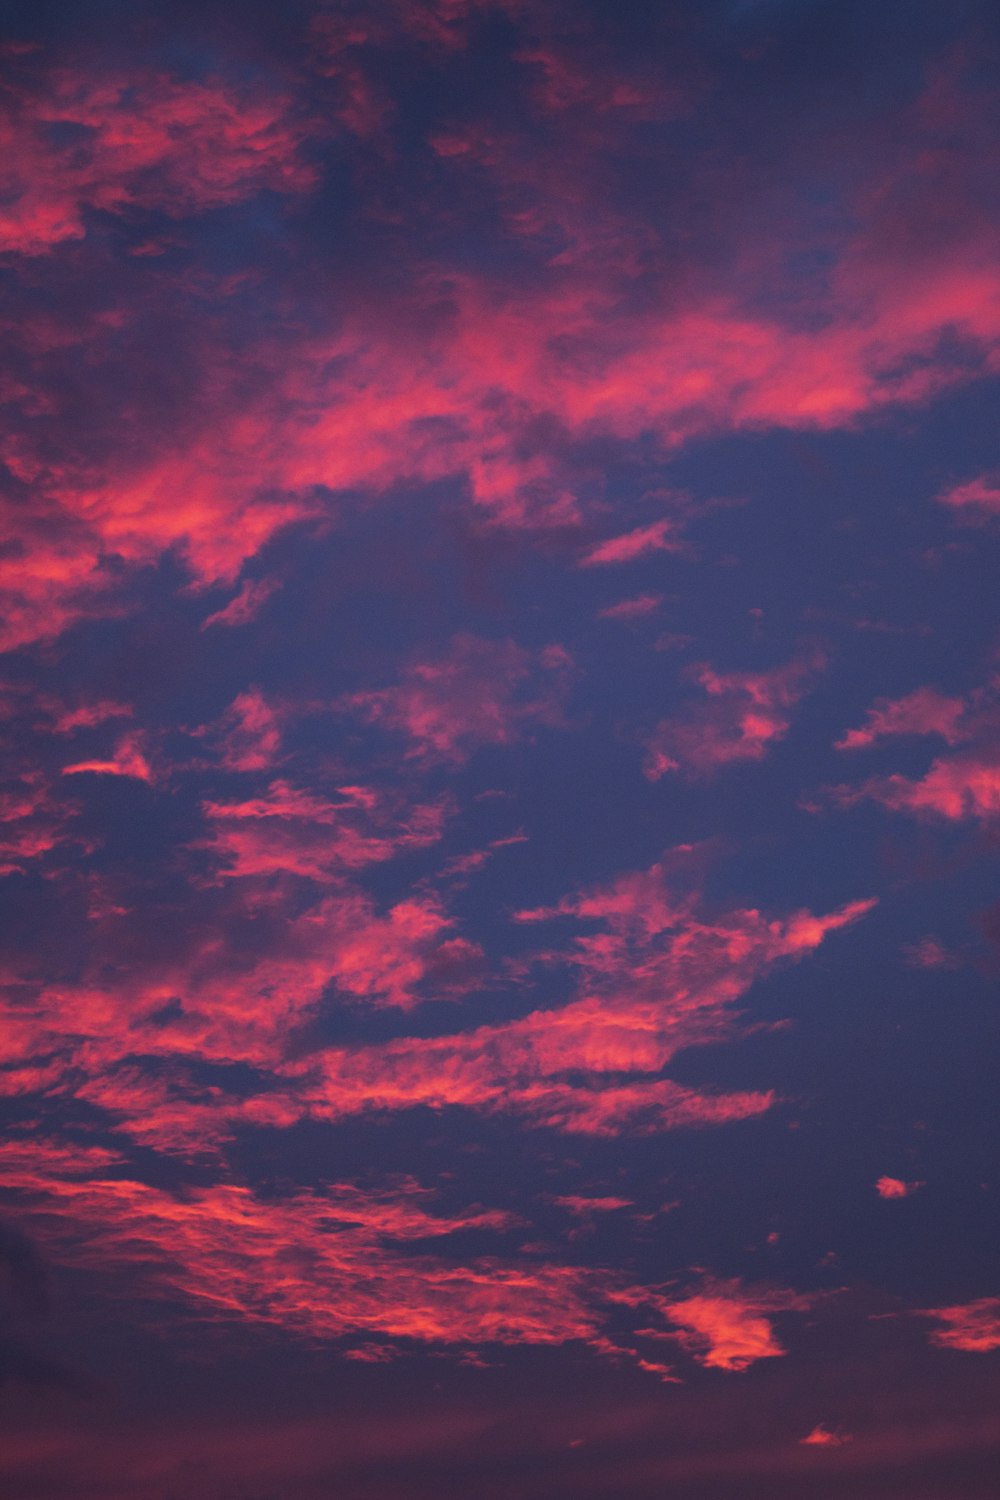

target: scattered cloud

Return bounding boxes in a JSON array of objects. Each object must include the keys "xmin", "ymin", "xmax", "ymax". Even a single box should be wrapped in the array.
[{"xmin": 918, "ymin": 1298, "xmax": 1000, "ymax": 1353}]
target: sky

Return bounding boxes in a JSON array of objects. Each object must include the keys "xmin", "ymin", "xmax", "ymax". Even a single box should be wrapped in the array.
[{"xmin": 0, "ymin": 1, "xmax": 999, "ymax": 1495}]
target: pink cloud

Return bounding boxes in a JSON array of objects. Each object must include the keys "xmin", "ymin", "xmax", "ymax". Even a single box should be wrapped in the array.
[
  {"xmin": 938, "ymin": 474, "xmax": 1000, "ymax": 516},
  {"xmin": 61, "ymin": 730, "xmax": 152, "ymax": 782},
  {"xmin": 0, "ymin": 65, "xmax": 314, "ymax": 256},
  {"xmin": 875, "ymin": 1176, "xmax": 924, "ymax": 1199},
  {"xmin": 835, "ymin": 687, "xmax": 968, "ymax": 750},
  {"xmin": 212, "ymin": 689, "xmax": 283, "ymax": 773},
  {"xmin": 2, "ymin": 50, "xmax": 1000, "ymax": 652},
  {"xmin": 0, "ymin": 1133, "xmax": 820, "ymax": 1376},
  {"xmin": 918, "ymin": 1297, "xmax": 1000, "ymax": 1352},
  {"xmin": 201, "ymin": 781, "xmax": 448, "ymax": 882},
  {"xmin": 801, "ymin": 1425, "xmax": 853, "ymax": 1447},
  {"xmin": 200, "ymin": 577, "xmax": 281, "ymax": 630},
  {"xmin": 286, "ymin": 880, "xmax": 872, "ymax": 1139},
  {"xmin": 646, "ymin": 652, "xmax": 824, "ymax": 779},
  {"xmin": 0, "ymin": 773, "xmax": 76, "ymax": 874},
  {"xmin": 630, "ymin": 1278, "xmax": 814, "ymax": 1372},
  {"xmin": 580, "ymin": 520, "xmax": 681, "ymax": 567},
  {"xmin": 51, "ymin": 699, "xmax": 133, "ymax": 733},
  {"xmin": 835, "ymin": 751, "xmax": 1000, "ymax": 822},
  {"xmin": 342, "ymin": 635, "xmax": 574, "ymax": 763},
  {"xmin": 903, "ymin": 936, "xmax": 961, "ymax": 969},
  {"xmin": 597, "ymin": 593, "xmax": 663, "ymax": 621},
  {"xmin": 0, "ymin": 839, "xmax": 873, "ymax": 1154}
]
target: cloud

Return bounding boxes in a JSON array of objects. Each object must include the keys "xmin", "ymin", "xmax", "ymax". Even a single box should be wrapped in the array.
[
  {"xmin": 800, "ymin": 1425, "xmax": 852, "ymax": 1447},
  {"xmin": 51, "ymin": 700, "xmax": 132, "ymax": 734},
  {"xmin": 645, "ymin": 652, "xmax": 824, "ymax": 779},
  {"xmin": 0, "ymin": 1147, "xmax": 602, "ymax": 1349},
  {"xmin": 875, "ymin": 1176, "xmax": 924, "ymax": 1199},
  {"xmin": 286, "ymin": 875, "xmax": 873, "ymax": 1138},
  {"xmin": 0, "ymin": 772, "xmax": 77, "ymax": 874},
  {"xmin": 0, "ymin": 63, "xmax": 314, "ymax": 256},
  {"xmin": 902, "ymin": 937, "xmax": 961, "ymax": 969},
  {"xmin": 596, "ymin": 594, "xmax": 663, "ymax": 621},
  {"xmin": 0, "ymin": 843, "xmax": 873, "ymax": 1156},
  {"xmin": 938, "ymin": 474, "xmax": 1000, "ymax": 516},
  {"xmin": 341, "ymin": 635, "xmax": 574, "ymax": 764},
  {"xmin": 833, "ymin": 750, "xmax": 1000, "ymax": 822},
  {"xmin": 201, "ymin": 781, "xmax": 448, "ymax": 882},
  {"xmin": 827, "ymin": 682, "xmax": 1000, "ymax": 820},
  {"xmin": 918, "ymin": 1298, "xmax": 1000, "ymax": 1352},
  {"xmin": 629, "ymin": 1278, "xmax": 814, "ymax": 1371},
  {"xmin": 0, "ymin": 31, "xmax": 998, "ymax": 659},
  {"xmin": 210, "ymin": 690, "xmax": 283, "ymax": 773},
  {"xmin": 200, "ymin": 577, "xmax": 281, "ymax": 631},
  {"xmin": 835, "ymin": 688, "xmax": 967, "ymax": 750},
  {"xmin": 61, "ymin": 730, "xmax": 152, "ymax": 781},
  {"xmin": 580, "ymin": 520, "xmax": 681, "ymax": 567},
  {"xmin": 1, "ymin": 1136, "xmax": 822, "ymax": 1376}
]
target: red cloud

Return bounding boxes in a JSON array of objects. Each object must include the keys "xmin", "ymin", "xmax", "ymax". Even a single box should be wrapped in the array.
[
  {"xmin": 201, "ymin": 577, "xmax": 281, "ymax": 630},
  {"xmin": 597, "ymin": 593, "xmax": 663, "ymax": 621},
  {"xmin": 801, "ymin": 1425, "xmax": 852, "ymax": 1447},
  {"xmin": 828, "ymin": 680, "xmax": 1000, "ymax": 820},
  {"xmin": 580, "ymin": 520, "xmax": 680, "ymax": 567},
  {"xmin": 286, "ymin": 880, "xmax": 872, "ymax": 1139},
  {"xmin": 212, "ymin": 689, "xmax": 283, "ymax": 773},
  {"xmin": 51, "ymin": 699, "xmax": 132, "ymax": 733},
  {"xmin": 875, "ymin": 1176, "xmax": 924, "ymax": 1199},
  {"xmin": 0, "ymin": 842, "xmax": 872, "ymax": 1155},
  {"xmin": 903, "ymin": 936, "xmax": 961, "ymax": 969},
  {"xmin": 0, "ymin": 66, "xmax": 314, "ymax": 256},
  {"xmin": 3, "ymin": 49, "xmax": 1000, "ymax": 651},
  {"xmin": 918, "ymin": 1298, "xmax": 1000, "ymax": 1352},
  {"xmin": 201, "ymin": 781, "xmax": 447, "ymax": 881},
  {"xmin": 646, "ymin": 652, "xmax": 824, "ymax": 779},
  {"xmin": 938, "ymin": 474, "xmax": 1000, "ymax": 516},
  {"xmin": 835, "ymin": 688, "xmax": 967, "ymax": 750},
  {"xmin": 0, "ymin": 1144, "xmax": 603, "ymax": 1349},
  {"xmin": 0, "ymin": 1135, "xmax": 820, "ymax": 1373},
  {"xmin": 342, "ymin": 635, "xmax": 574, "ymax": 763},
  {"xmin": 629, "ymin": 1278, "xmax": 814, "ymax": 1371},
  {"xmin": 836, "ymin": 751, "xmax": 1000, "ymax": 822},
  {"xmin": 0, "ymin": 773, "xmax": 77, "ymax": 874},
  {"xmin": 61, "ymin": 730, "xmax": 152, "ymax": 782}
]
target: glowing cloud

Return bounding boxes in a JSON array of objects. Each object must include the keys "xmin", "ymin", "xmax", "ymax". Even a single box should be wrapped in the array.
[
  {"xmin": 835, "ymin": 688, "xmax": 967, "ymax": 750},
  {"xmin": 875, "ymin": 1176, "xmax": 924, "ymax": 1199},
  {"xmin": 918, "ymin": 1298, "xmax": 1000, "ymax": 1353},
  {"xmin": 646, "ymin": 653, "xmax": 824, "ymax": 779},
  {"xmin": 342, "ymin": 635, "xmax": 574, "ymax": 763},
  {"xmin": 651, "ymin": 1279, "xmax": 814, "ymax": 1371},
  {"xmin": 938, "ymin": 475, "xmax": 1000, "ymax": 516}
]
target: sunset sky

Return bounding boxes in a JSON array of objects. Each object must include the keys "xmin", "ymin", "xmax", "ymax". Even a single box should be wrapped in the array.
[{"xmin": 1, "ymin": 2, "xmax": 999, "ymax": 1496}]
